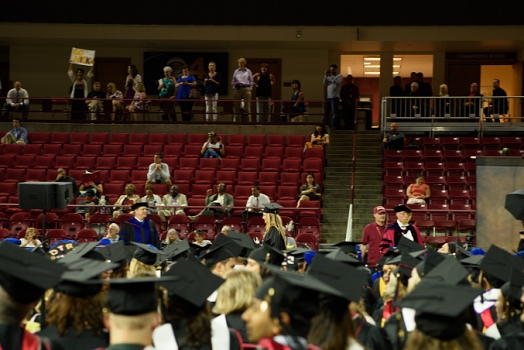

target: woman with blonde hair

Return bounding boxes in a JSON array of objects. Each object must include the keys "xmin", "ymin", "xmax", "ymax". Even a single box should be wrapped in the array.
[
  {"xmin": 435, "ymin": 83, "xmax": 450, "ymax": 118},
  {"xmin": 261, "ymin": 203, "xmax": 286, "ymax": 250},
  {"xmin": 106, "ymin": 82, "xmax": 123, "ymax": 121},
  {"xmin": 126, "ymin": 82, "xmax": 148, "ymax": 121},
  {"xmin": 20, "ymin": 227, "xmax": 42, "ymax": 248},
  {"xmin": 213, "ymin": 269, "xmax": 262, "ymax": 342},
  {"xmin": 128, "ymin": 243, "xmax": 159, "ymax": 278}
]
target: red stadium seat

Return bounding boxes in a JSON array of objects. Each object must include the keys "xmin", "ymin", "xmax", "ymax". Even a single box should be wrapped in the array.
[
  {"xmin": 75, "ymin": 156, "xmax": 96, "ymax": 170},
  {"xmin": 277, "ymin": 199, "xmax": 297, "ymax": 219},
  {"xmin": 295, "ymin": 233, "xmax": 319, "ymax": 251},
  {"xmin": 3, "ymin": 144, "xmax": 24, "ymax": 155},
  {"xmin": 221, "ymin": 216, "xmax": 244, "ymax": 233},
  {"xmin": 116, "ymin": 157, "xmax": 137, "ymax": 170},
  {"xmin": 173, "ymin": 170, "xmax": 194, "ymax": 184},
  {"xmin": 137, "ymin": 157, "xmax": 152, "ymax": 170},
  {"xmin": 461, "ymin": 137, "xmax": 480, "ymax": 150},
  {"xmin": 46, "ymin": 229, "xmax": 67, "ymax": 245},
  {"xmin": 183, "ymin": 145, "xmax": 202, "ymax": 158},
  {"xmin": 163, "ymin": 144, "xmax": 184, "ymax": 157},
  {"xmin": 264, "ymin": 146, "xmax": 284, "ymax": 160},
  {"xmin": 414, "ymin": 220, "xmax": 435, "ymax": 236},
  {"xmin": 278, "ymin": 186, "xmax": 298, "ymax": 200},
  {"xmin": 244, "ymin": 146, "xmax": 264, "ymax": 159},
  {"xmin": 193, "ymin": 216, "xmax": 218, "ymax": 239},
  {"xmin": 83, "ymin": 144, "xmax": 103, "ymax": 157},
  {"xmin": 61, "ymin": 213, "xmax": 85, "ymax": 238},
  {"xmin": 23, "ymin": 144, "xmax": 43, "ymax": 156},
  {"xmin": 102, "ymin": 144, "xmax": 122, "ymax": 157},
  {"xmin": 31, "ymin": 132, "xmax": 51, "ymax": 144},
  {"xmin": 103, "ymin": 183, "xmax": 125, "ymax": 197},
  {"xmin": 284, "ymin": 147, "xmax": 303, "ymax": 160},
  {"xmin": 297, "ymin": 217, "xmax": 321, "ymax": 240},
  {"xmin": 14, "ymin": 155, "xmax": 34, "ymax": 169},
  {"xmin": 194, "ymin": 170, "xmax": 215, "ymax": 185},
  {"xmin": 259, "ymin": 185, "xmax": 276, "ymax": 199},
  {"xmin": 62, "ymin": 144, "xmax": 82, "ymax": 156},
  {"xmin": 225, "ymin": 145, "xmax": 244, "ymax": 159},
  {"xmin": 168, "ymin": 133, "xmax": 187, "ymax": 145},
  {"xmin": 434, "ymin": 220, "xmax": 457, "ymax": 236},
  {"xmin": 248, "ymin": 134, "xmax": 266, "ymax": 148},
  {"xmin": 109, "ymin": 170, "xmax": 130, "ymax": 184},
  {"xmin": 282, "ymin": 159, "xmax": 302, "ymax": 173},
  {"xmin": 481, "ymin": 137, "xmax": 501, "ymax": 150},
  {"xmin": 220, "ymin": 158, "xmax": 240, "ymax": 171},
  {"xmin": 234, "ymin": 185, "xmax": 252, "ymax": 200},
  {"xmin": 110, "ymin": 133, "xmax": 129, "ymax": 145},
  {"xmin": 42, "ymin": 144, "xmax": 63, "ymax": 156},
  {"xmin": 199, "ymin": 158, "xmax": 220, "ymax": 171},
  {"xmin": 267, "ymin": 135, "xmax": 286, "ymax": 147},
  {"xmin": 261, "ymin": 158, "xmax": 281, "ymax": 172},
  {"xmin": 26, "ymin": 169, "xmax": 46, "ymax": 182},
  {"xmin": 122, "ymin": 144, "xmax": 143, "ymax": 157},
  {"xmin": 441, "ymin": 137, "xmax": 461, "ymax": 150},
  {"xmin": 259, "ymin": 172, "xmax": 279, "ymax": 186},
  {"xmin": 148, "ymin": 133, "xmax": 167, "ymax": 145},
  {"xmin": 287, "ymin": 135, "xmax": 306, "ymax": 148},
  {"xmin": 280, "ymin": 172, "xmax": 300, "ymax": 186},
  {"xmin": 129, "ymin": 133, "xmax": 148, "ymax": 145},
  {"xmin": 69, "ymin": 132, "xmax": 89, "ymax": 145},
  {"xmin": 422, "ymin": 137, "xmax": 441, "ymax": 150},
  {"xmin": 143, "ymin": 145, "xmax": 163, "ymax": 157},
  {"xmin": 0, "ymin": 183, "xmax": 17, "ymax": 196},
  {"xmin": 76, "ymin": 229, "xmax": 99, "ymax": 242},
  {"xmin": 383, "ymin": 162, "xmax": 404, "ymax": 176},
  {"xmin": 179, "ymin": 157, "xmax": 199, "ymax": 170},
  {"xmin": 89, "ymin": 132, "xmax": 109, "ymax": 145},
  {"xmin": 216, "ymin": 170, "xmax": 236, "ymax": 186},
  {"xmin": 228, "ymin": 134, "xmax": 246, "ymax": 146},
  {"xmin": 188, "ymin": 134, "xmax": 207, "ymax": 145},
  {"xmin": 51, "ymin": 132, "xmax": 70, "ymax": 144},
  {"xmin": 237, "ymin": 171, "xmax": 257, "ymax": 185},
  {"xmin": 240, "ymin": 159, "xmax": 260, "ymax": 172},
  {"xmin": 53, "ymin": 156, "xmax": 74, "ymax": 170},
  {"xmin": 95, "ymin": 157, "xmax": 116, "ymax": 170},
  {"xmin": 383, "ymin": 150, "xmax": 404, "ymax": 162}
]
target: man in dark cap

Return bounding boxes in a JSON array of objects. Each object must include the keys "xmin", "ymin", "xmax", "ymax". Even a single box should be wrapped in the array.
[
  {"xmin": 119, "ymin": 202, "xmax": 159, "ymax": 247},
  {"xmin": 379, "ymin": 204, "xmax": 424, "ymax": 254},
  {"xmin": 0, "ymin": 242, "xmax": 66, "ymax": 350}
]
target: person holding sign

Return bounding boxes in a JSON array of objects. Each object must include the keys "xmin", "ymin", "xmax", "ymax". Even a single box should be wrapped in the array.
[
  {"xmin": 79, "ymin": 169, "xmax": 104, "ymax": 196},
  {"xmin": 68, "ymin": 62, "xmax": 94, "ymax": 120}
]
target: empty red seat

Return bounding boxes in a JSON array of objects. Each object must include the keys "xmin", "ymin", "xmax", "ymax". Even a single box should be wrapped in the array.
[
  {"xmin": 443, "ymin": 150, "xmax": 463, "ymax": 161},
  {"xmin": 240, "ymin": 159, "xmax": 260, "ymax": 172},
  {"xmin": 14, "ymin": 155, "xmax": 34, "ymax": 169},
  {"xmin": 441, "ymin": 137, "xmax": 461, "ymax": 150},
  {"xmin": 304, "ymin": 148, "xmax": 325, "ymax": 161},
  {"xmin": 173, "ymin": 170, "xmax": 194, "ymax": 184},
  {"xmin": 31, "ymin": 132, "xmax": 51, "ymax": 144},
  {"xmin": 116, "ymin": 157, "xmax": 137, "ymax": 170},
  {"xmin": 461, "ymin": 137, "xmax": 480, "ymax": 150},
  {"xmin": 259, "ymin": 185, "xmax": 276, "ymax": 199},
  {"xmin": 103, "ymin": 183, "xmax": 125, "ymax": 197},
  {"xmin": 168, "ymin": 133, "xmax": 187, "ymax": 145},
  {"xmin": 220, "ymin": 158, "xmax": 240, "ymax": 171},
  {"xmin": 129, "ymin": 133, "xmax": 148, "ymax": 145},
  {"xmin": 22, "ymin": 144, "xmax": 43, "ymax": 156},
  {"xmin": 95, "ymin": 156, "xmax": 116, "ymax": 170},
  {"xmin": 424, "ymin": 162, "xmax": 445, "ymax": 177},
  {"xmin": 26, "ymin": 168, "xmax": 46, "ymax": 182},
  {"xmin": 83, "ymin": 144, "xmax": 103, "ymax": 157},
  {"xmin": 179, "ymin": 157, "xmax": 199, "ymax": 170},
  {"xmin": 130, "ymin": 170, "xmax": 148, "ymax": 182},
  {"xmin": 122, "ymin": 144, "xmax": 143, "ymax": 157},
  {"xmin": 76, "ymin": 229, "xmax": 99, "ymax": 242},
  {"xmin": 163, "ymin": 144, "xmax": 183, "ymax": 157},
  {"xmin": 422, "ymin": 138, "xmax": 441, "ymax": 149},
  {"xmin": 199, "ymin": 158, "xmax": 219, "ymax": 171},
  {"xmin": 225, "ymin": 145, "xmax": 244, "ymax": 159},
  {"xmin": 143, "ymin": 145, "xmax": 163, "ymax": 157},
  {"xmin": 149, "ymin": 133, "xmax": 168, "ymax": 145},
  {"xmin": 54, "ymin": 156, "xmax": 75, "ymax": 169},
  {"xmin": 287, "ymin": 135, "xmax": 306, "ymax": 148},
  {"xmin": 75, "ymin": 156, "xmax": 96, "ymax": 170},
  {"xmin": 264, "ymin": 146, "xmax": 284, "ymax": 160},
  {"xmin": 3, "ymin": 144, "xmax": 24, "ymax": 155},
  {"xmin": 33, "ymin": 155, "xmax": 54, "ymax": 169},
  {"xmin": 282, "ymin": 159, "xmax": 302, "ymax": 173},
  {"xmin": 188, "ymin": 134, "xmax": 207, "ymax": 146},
  {"xmin": 62, "ymin": 144, "xmax": 82, "ymax": 156},
  {"xmin": 481, "ymin": 137, "xmax": 501, "ymax": 150},
  {"xmin": 42, "ymin": 144, "xmax": 63, "ymax": 156},
  {"xmin": 183, "ymin": 145, "xmax": 202, "ymax": 158},
  {"xmin": 69, "ymin": 132, "xmax": 89, "ymax": 145},
  {"xmin": 0, "ymin": 183, "xmax": 17, "ymax": 196},
  {"xmin": 248, "ymin": 135, "xmax": 266, "ymax": 148},
  {"xmin": 261, "ymin": 158, "xmax": 281, "ymax": 172},
  {"xmin": 216, "ymin": 170, "xmax": 236, "ymax": 186},
  {"xmin": 237, "ymin": 171, "xmax": 257, "ymax": 185},
  {"xmin": 284, "ymin": 147, "xmax": 303, "ymax": 160},
  {"xmin": 228, "ymin": 134, "xmax": 246, "ymax": 146},
  {"xmin": 109, "ymin": 170, "xmax": 130, "ymax": 183},
  {"xmin": 383, "ymin": 150, "xmax": 404, "ymax": 162},
  {"xmin": 90, "ymin": 132, "xmax": 109, "ymax": 145},
  {"xmin": 278, "ymin": 186, "xmax": 298, "ymax": 200},
  {"xmin": 186, "ymin": 198, "xmax": 205, "ymax": 216},
  {"xmin": 303, "ymin": 159, "xmax": 323, "ymax": 174},
  {"xmin": 259, "ymin": 172, "xmax": 279, "ymax": 186},
  {"xmin": 244, "ymin": 146, "xmax": 264, "ymax": 159},
  {"xmin": 51, "ymin": 132, "xmax": 70, "ymax": 144},
  {"xmin": 383, "ymin": 162, "xmax": 404, "ymax": 176},
  {"xmin": 110, "ymin": 133, "xmax": 129, "ymax": 145},
  {"xmin": 234, "ymin": 185, "xmax": 252, "ymax": 200},
  {"xmin": 102, "ymin": 144, "xmax": 122, "ymax": 157},
  {"xmin": 501, "ymin": 137, "xmax": 522, "ymax": 150},
  {"xmin": 194, "ymin": 170, "xmax": 215, "ymax": 185},
  {"xmin": 267, "ymin": 135, "xmax": 286, "ymax": 147}
]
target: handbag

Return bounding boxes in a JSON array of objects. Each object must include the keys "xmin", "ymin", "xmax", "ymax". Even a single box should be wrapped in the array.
[{"xmin": 189, "ymin": 88, "xmax": 202, "ymax": 99}]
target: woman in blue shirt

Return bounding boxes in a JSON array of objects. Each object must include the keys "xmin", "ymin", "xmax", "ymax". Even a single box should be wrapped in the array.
[{"xmin": 176, "ymin": 65, "xmax": 197, "ymax": 122}]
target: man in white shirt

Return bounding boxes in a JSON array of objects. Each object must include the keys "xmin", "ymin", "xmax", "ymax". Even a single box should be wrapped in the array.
[
  {"xmin": 146, "ymin": 152, "xmax": 171, "ymax": 186},
  {"xmin": 201, "ymin": 131, "xmax": 225, "ymax": 159},
  {"xmin": 2, "ymin": 81, "xmax": 29, "ymax": 120},
  {"xmin": 158, "ymin": 185, "xmax": 188, "ymax": 221},
  {"xmin": 231, "ymin": 57, "xmax": 253, "ymax": 122},
  {"xmin": 242, "ymin": 185, "xmax": 271, "ymax": 222}
]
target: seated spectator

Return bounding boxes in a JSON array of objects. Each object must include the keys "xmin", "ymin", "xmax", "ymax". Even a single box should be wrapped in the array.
[
  {"xmin": 434, "ymin": 84, "xmax": 450, "ymax": 118},
  {"xmin": 106, "ymin": 82, "xmax": 124, "ymax": 121},
  {"xmin": 382, "ymin": 122, "xmax": 404, "ymax": 150},
  {"xmin": 242, "ymin": 185, "xmax": 271, "ymax": 222},
  {"xmin": 406, "ymin": 174, "xmax": 430, "ymax": 205},
  {"xmin": 55, "ymin": 168, "xmax": 79, "ymax": 197},
  {"xmin": 161, "ymin": 229, "xmax": 180, "ymax": 249},
  {"xmin": 158, "ymin": 185, "xmax": 188, "ymax": 221},
  {"xmin": 146, "ymin": 152, "xmax": 172, "ymax": 186},
  {"xmin": 113, "ymin": 184, "xmax": 141, "ymax": 219},
  {"xmin": 304, "ymin": 123, "xmax": 330, "ymax": 151},
  {"xmin": 297, "ymin": 172, "xmax": 321, "ymax": 208},
  {"xmin": 2, "ymin": 81, "xmax": 29, "ymax": 120},
  {"xmin": 79, "ymin": 169, "xmax": 104, "ymax": 196},
  {"xmin": 125, "ymin": 82, "xmax": 148, "ymax": 122},
  {"xmin": 141, "ymin": 184, "xmax": 162, "ymax": 215},
  {"xmin": 192, "ymin": 230, "xmax": 212, "ymax": 247},
  {"xmin": 104, "ymin": 223, "xmax": 120, "ymax": 244},
  {"xmin": 76, "ymin": 190, "xmax": 96, "ymax": 219},
  {"xmin": 221, "ymin": 225, "xmax": 232, "ymax": 235},
  {"xmin": 188, "ymin": 183, "xmax": 234, "ymax": 220},
  {"xmin": 461, "ymin": 82, "xmax": 483, "ymax": 118},
  {"xmin": 86, "ymin": 81, "xmax": 106, "ymax": 121},
  {"xmin": 20, "ymin": 228, "xmax": 42, "ymax": 248},
  {"xmin": 1, "ymin": 117, "xmax": 28, "ymax": 145},
  {"xmin": 201, "ymin": 131, "xmax": 225, "ymax": 158}
]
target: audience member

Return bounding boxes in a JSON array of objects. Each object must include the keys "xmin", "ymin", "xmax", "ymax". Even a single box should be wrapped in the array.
[
  {"xmin": 323, "ymin": 64, "xmax": 343, "ymax": 129},
  {"xmin": 461, "ymin": 82, "xmax": 483, "ymax": 118},
  {"xmin": 407, "ymin": 82, "xmax": 423, "ymax": 118},
  {"xmin": 340, "ymin": 74, "xmax": 360, "ymax": 130},
  {"xmin": 1, "ymin": 117, "xmax": 28, "ymax": 145},
  {"xmin": 242, "ymin": 185, "xmax": 271, "ymax": 222},
  {"xmin": 382, "ymin": 122, "xmax": 404, "ymax": 150},
  {"xmin": 2, "ymin": 81, "xmax": 29, "ymax": 120},
  {"xmin": 55, "ymin": 168, "xmax": 79, "ymax": 197},
  {"xmin": 404, "ymin": 72, "xmax": 417, "ymax": 94},
  {"xmin": 120, "ymin": 202, "xmax": 159, "ymax": 246},
  {"xmin": 141, "ymin": 184, "xmax": 162, "ymax": 215},
  {"xmin": 112, "ymin": 184, "xmax": 141, "ymax": 219},
  {"xmin": 221, "ymin": 225, "xmax": 232, "ymax": 235},
  {"xmin": 193, "ymin": 230, "xmax": 212, "ymax": 247},
  {"xmin": 390, "ymin": 75, "xmax": 404, "ymax": 116},
  {"xmin": 297, "ymin": 172, "xmax": 322, "ymax": 207},
  {"xmin": 304, "ymin": 123, "xmax": 330, "ymax": 150},
  {"xmin": 253, "ymin": 63, "xmax": 275, "ymax": 123},
  {"xmin": 231, "ymin": 57, "xmax": 253, "ymax": 122},
  {"xmin": 106, "ymin": 82, "xmax": 124, "ymax": 121},
  {"xmin": 146, "ymin": 152, "xmax": 172, "ymax": 186},
  {"xmin": 105, "ymin": 223, "xmax": 120, "ymax": 243},
  {"xmin": 189, "ymin": 183, "xmax": 234, "ymax": 220},
  {"xmin": 126, "ymin": 82, "xmax": 147, "ymax": 122},
  {"xmin": 434, "ymin": 83, "xmax": 450, "ymax": 118},
  {"xmin": 86, "ymin": 81, "xmax": 105, "ymax": 121},
  {"xmin": 175, "ymin": 65, "xmax": 197, "ymax": 122},
  {"xmin": 158, "ymin": 185, "xmax": 188, "ymax": 221},
  {"xmin": 204, "ymin": 61, "xmax": 221, "ymax": 122},
  {"xmin": 20, "ymin": 227, "xmax": 42, "ymax": 248},
  {"xmin": 262, "ymin": 203, "xmax": 286, "ymax": 250},
  {"xmin": 285, "ymin": 79, "xmax": 305, "ymax": 122},
  {"xmin": 79, "ymin": 169, "xmax": 104, "ymax": 196},
  {"xmin": 379, "ymin": 204, "xmax": 424, "ymax": 252},
  {"xmin": 406, "ymin": 174, "xmax": 430, "ymax": 204},
  {"xmin": 68, "ymin": 62, "xmax": 94, "ymax": 120},
  {"xmin": 161, "ymin": 229, "xmax": 180, "ymax": 248},
  {"xmin": 201, "ymin": 131, "xmax": 225, "ymax": 158},
  {"xmin": 158, "ymin": 66, "xmax": 177, "ymax": 121},
  {"xmin": 124, "ymin": 64, "xmax": 142, "ymax": 103},
  {"xmin": 416, "ymin": 72, "xmax": 433, "ymax": 97},
  {"xmin": 361, "ymin": 206, "xmax": 387, "ymax": 268},
  {"xmin": 484, "ymin": 78, "xmax": 509, "ymax": 123},
  {"xmin": 76, "ymin": 190, "xmax": 96, "ymax": 219}
]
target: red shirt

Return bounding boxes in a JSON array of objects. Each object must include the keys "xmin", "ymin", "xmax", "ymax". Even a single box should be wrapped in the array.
[{"xmin": 362, "ymin": 222, "xmax": 386, "ymax": 267}]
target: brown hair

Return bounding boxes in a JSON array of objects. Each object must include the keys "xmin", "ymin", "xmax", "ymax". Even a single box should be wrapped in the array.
[
  {"xmin": 404, "ymin": 328, "xmax": 483, "ymax": 350},
  {"xmin": 165, "ymin": 294, "xmax": 212, "ymax": 347},
  {"xmin": 145, "ymin": 184, "xmax": 155, "ymax": 192}
]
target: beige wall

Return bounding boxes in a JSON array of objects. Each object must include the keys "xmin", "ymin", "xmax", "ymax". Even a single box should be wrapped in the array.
[{"xmin": 480, "ymin": 64, "xmax": 523, "ymax": 119}]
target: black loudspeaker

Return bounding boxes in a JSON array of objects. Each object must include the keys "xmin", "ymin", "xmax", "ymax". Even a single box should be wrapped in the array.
[{"xmin": 18, "ymin": 182, "xmax": 73, "ymax": 210}]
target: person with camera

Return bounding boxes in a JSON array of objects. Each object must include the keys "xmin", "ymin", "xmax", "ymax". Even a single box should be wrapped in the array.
[
  {"xmin": 201, "ymin": 131, "xmax": 225, "ymax": 158},
  {"xmin": 323, "ymin": 64, "xmax": 343, "ymax": 129}
]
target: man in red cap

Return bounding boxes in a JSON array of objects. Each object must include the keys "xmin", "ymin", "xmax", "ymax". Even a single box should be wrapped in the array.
[{"xmin": 361, "ymin": 206, "xmax": 387, "ymax": 269}]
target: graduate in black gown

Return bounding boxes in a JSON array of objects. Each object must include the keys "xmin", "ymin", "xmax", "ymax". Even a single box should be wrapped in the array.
[{"xmin": 261, "ymin": 203, "xmax": 286, "ymax": 250}]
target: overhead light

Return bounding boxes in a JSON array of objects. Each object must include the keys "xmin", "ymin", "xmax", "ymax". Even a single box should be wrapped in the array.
[
  {"xmin": 393, "ymin": 65, "xmax": 401, "ymax": 68},
  {"xmin": 393, "ymin": 57, "xmax": 402, "ymax": 61},
  {"xmin": 364, "ymin": 72, "xmax": 380, "ymax": 75},
  {"xmin": 365, "ymin": 65, "xmax": 380, "ymax": 68},
  {"xmin": 347, "ymin": 66, "xmax": 352, "ymax": 75},
  {"xmin": 364, "ymin": 62, "xmax": 371, "ymax": 65},
  {"xmin": 364, "ymin": 57, "xmax": 380, "ymax": 61},
  {"xmin": 393, "ymin": 72, "xmax": 399, "ymax": 74}
]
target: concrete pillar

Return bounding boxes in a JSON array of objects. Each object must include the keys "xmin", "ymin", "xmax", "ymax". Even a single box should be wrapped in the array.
[
  {"xmin": 433, "ymin": 52, "xmax": 446, "ymax": 93},
  {"xmin": 379, "ymin": 52, "xmax": 394, "ymax": 128}
]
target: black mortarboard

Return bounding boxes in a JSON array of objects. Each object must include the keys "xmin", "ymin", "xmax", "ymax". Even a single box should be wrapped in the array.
[
  {"xmin": 107, "ymin": 276, "xmax": 177, "ymax": 316},
  {"xmin": 397, "ymin": 236, "xmax": 425, "ymax": 255},
  {"xmin": 378, "ymin": 247, "xmax": 401, "ymax": 266},
  {"xmin": 415, "ymin": 248, "xmax": 446, "ymax": 278},
  {"xmin": 394, "ymin": 204, "xmax": 412, "ymax": 213},
  {"xmin": 98, "ymin": 241, "xmax": 127, "ymax": 268},
  {"xmin": 333, "ymin": 241, "xmax": 361, "ymax": 256},
  {"xmin": 48, "ymin": 241, "xmax": 79, "ymax": 261},
  {"xmin": 0, "ymin": 242, "xmax": 67, "ymax": 303},
  {"xmin": 59, "ymin": 242, "xmax": 105, "ymax": 264},
  {"xmin": 508, "ymin": 268, "xmax": 524, "ymax": 301},
  {"xmin": 131, "ymin": 202, "xmax": 148, "ymax": 211},
  {"xmin": 447, "ymin": 242, "xmax": 473, "ymax": 260},
  {"xmin": 423, "ymin": 255, "xmax": 470, "ymax": 286},
  {"xmin": 248, "ymin": 244, "xmax": 285, "ymax": 267},
  {"xmin": 162, "ymin": 240, "xmax": 191, "ymax": 260},
  {"xmin": 131, "ymin": 242, "xmax": 165, "ymax": 265},
  {"xmin": 55, "ymin": 258, "xmax": 119, "ymax": 297},
  {"xmin": 479, "ymin": 245, "xmax": 524, "ymax": 284},
  {"xmin": 325, "ymin": 248, "xmax": 362, "ymax": 265},
  {"xmin": 199, "ymin": 238, "xmax": 243, "ymax": 268},
  {"xmin": 459, "ymin": 254, "xmax": 483, "ymax": 268},
  {"xmin": 218, "ymin": 230, "xmax": 257, "ymax": 255},
  {"xmin": 397, "ymin": 281, "xmax": 482, "ymax": 341},
  {"xmin": 395, "ymin": 253, "xmax": 422, "ymax": 286},
  {"xmin": 162, "ymin": 254, "xmax": 224, "ymax": 307},
  {"xmin": 307, "ymin": 254, "xmax": 369, "ymax": 302},
  {"xmin": 262, "ymin": 202, "xmax": 282, "ymax": 214}
]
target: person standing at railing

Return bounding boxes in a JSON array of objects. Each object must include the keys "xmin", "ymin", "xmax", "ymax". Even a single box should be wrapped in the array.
[
  {"xmin": 390, "ymin": 76, "xmax": 404, "ymax": 117},
  {"xmin": 2, "ymin": 81, "xmax": 29, "ymax": 120},
  {"xmin": 68, "ymin": 62, "xmax": 94, "ymax": 120},
  {"xmin": 416, "ymin": 72, "xmax": 432, "ymax": 118},
  {"xmin": 253, "ymin": 63, "xmax": 275, "ymax": 123},
  {"xmin": 175, "ymin": 65, "xmax": 197, "ymax": 122},
  {"xmin": 231, "ymin": 57, "xmax": 253, "ymax": 122},
  {"xmin": 158, "ymin": 66, "xmax": 177, "ymax": 121},
  {"xmin": 323, "ymin": 64, "xmax": 343, "ymax": 129},
  {"xmin": 124, "ymin": 64, "xmax": 142, "ymax": 105},
  {"xmin": 204, "ymin": 61, "xmax": 221, "ymax": 122},
  {"xmin": 106, "ymin": 82, "xmax": 124, "ymax": 121},
  {"xmin": 484, "ymin": 78, "xmax": 509, "ymax": 123},
  {"xmin": 434, "ymin": 84, "xmax": 450, "ymax": 118},
  {"xmin": 461, "ymin": 82, "xmax": 483, "ymax": 118},
  {"xmin": 406, "ymin": 82, "xmax": 423, "ymax": 118},
  {"xmin": 340, "ymin": 74, "xmax": 360, "ymax": 130},
  {"xmin": 86, "ymin": 82, "xmax": 106, "ymax": 121}
]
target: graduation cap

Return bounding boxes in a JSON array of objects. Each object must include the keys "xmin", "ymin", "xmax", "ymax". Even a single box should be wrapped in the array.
[
  {"xmin": 447, "ymin": 240, "xmax": 473, "ymax": 261},
  {"xmin": 131, "ymin": 202, "xmax": 148, "ymax": 211},
  {"xmin": 283, "ymin": 248, "xmax": 313, "ymax": 270},
  {"xmin": 107, "ymin": 276, "xmax": 177, "ymax": 316},
  {"xmin": 199, "ymin": 238, "xmax": 243, "ymax": 268},
  {"xmin": 397, "ymin": 236, "xmax": 425, "ymax": 255},
  {"xmin": 0, "ymin": 242, "xmax": 67, "ymax": 304},
  {"xmin": 131, "ymin": 242, "xmax": 165, "ymax": 265},
  {"xmin": 459, "ymin": 254, "xmax": 484, "ymax": 269},
  {"xmin": 479, "ymin": 245, "xmax": 524, "ymax": 284},
  {"xmin": 325, "ymin": 248, "xmax": 362, "ymax": 265},
  {"xmin": 58, "ymin": 242, "xmax": 105, "ymax": 264},
  {"xmin": 423, "ymin": 255, "xmax": 470, "ymax": 286},
  {"xmin": 47, "ymin": 241, "xmax": 79, "ymax": 261},
  {"xmin": 55, "ymin": 258, "xmax": 119, "ymax": 297},
  {"xmin": 97, "ymin": 241, "xmax": 127, "ymax": 268},
  {"xmin": 507, "ymin": 268, "xmax": 524, "ymax": 301},
  {"xmin": 394, "ymin": 204, "xmax": 412, "ymax": 213},
  {"xmin": 162, "ymin": 254, "xmax": 224, "ymax": 307},
  {"xmin": 414, "ymin": 248, "xmax": 446, "ymax": 278},
  {"xmin": 219, "ymin": 230, "xmax": 257, "ymax": 255},
  {"xmin": 377, "ymin": 247, "xmax": 401, "ymax": 267},
  {"xmin": 395, "ymin": 253, "xmax": 422, "ymax": 287},
  {"xmin": 307, "ymin": 254, "xmax": 369, "ymax": 303},
  {"xmin": 262, "ymin": 202, "xmax": 283, "ymax": 214},
  {"xmin": 162, "ymin": 240, "xmax": 191, "ymax": 261},
  {"xmin": 333, "ymin": 241, "xmax": 361, "ymax": 256},
  {"xmin": 396, "ymin": 281, "xmax": 482, "ymax": 341},
  {"xmin": 248, "ymin": 244, "xmax": 285, "ymax": 267}
]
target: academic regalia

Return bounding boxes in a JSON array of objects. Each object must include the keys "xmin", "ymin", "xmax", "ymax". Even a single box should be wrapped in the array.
[
  {"xmin": 353, "ymin": 316, "xmax": 392, "ymax": 350},
  {"xmin": 225, "ymin": 312, "xmax": 249, "ymax": 343},
  {"xmin": 263, "ymin": 226, "xmax": 286, "ymax": 250},
  {"xmin": 0, "ymin": 324, "xmax": 53, "ymax": 350},
  {"xmin": 37, "ymin": 326, "xmax": 109, "ymax": 350},
  {"xmin": 489, "ymin": 333, "xmax": 524, "ymax": 350}
]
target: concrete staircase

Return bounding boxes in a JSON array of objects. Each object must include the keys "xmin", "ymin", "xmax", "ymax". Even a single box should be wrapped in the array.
[{"xmin": 321, "ymin": 123, "xmax": 384, "ymax": 244}]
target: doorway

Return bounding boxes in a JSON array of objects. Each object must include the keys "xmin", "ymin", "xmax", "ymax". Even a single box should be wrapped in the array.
[
  {"xmin": 94, "ymin": 58, "xmax": 131, "ymax": 95},
  {"xmin": 246, "ymin": 58, "xmax": 282, "ymax": 122}
]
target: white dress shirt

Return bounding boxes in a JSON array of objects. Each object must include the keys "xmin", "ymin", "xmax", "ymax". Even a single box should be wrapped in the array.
[{"xmin": 246, "ymin": 193, "xmax": 271, "ymax": 211}]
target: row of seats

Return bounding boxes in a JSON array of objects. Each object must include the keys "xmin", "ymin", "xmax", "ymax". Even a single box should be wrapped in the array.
[
  {"xmin": 384, "ymin": 188, "xmax": 476, "ymax": 206},
  {"xmin": 385, "ymin": 175, "xmax": 475, "ymax": 189},
  {"xmin": 384, "ymin": 149, "xmax": 517, "ymax": 162},
  {"xmin": 384, "ymin": 161, "xmax": 476, "ymax": 177},
  {"xmin": 403, "ymin": 136, "xmax": 519, "ymax": 150},
  {"xmin": 0, "ymin": 132, "xmax": 309, "ymax": 148},
  {"xmin": 383, "ymin": 203, "xmax": 476, "ymax": 222}
]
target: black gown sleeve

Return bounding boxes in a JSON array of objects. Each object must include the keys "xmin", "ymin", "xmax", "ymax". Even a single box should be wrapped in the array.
[{"xmin": 263, "ymin": 227, "xmax": 286, "ymax": 250}]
